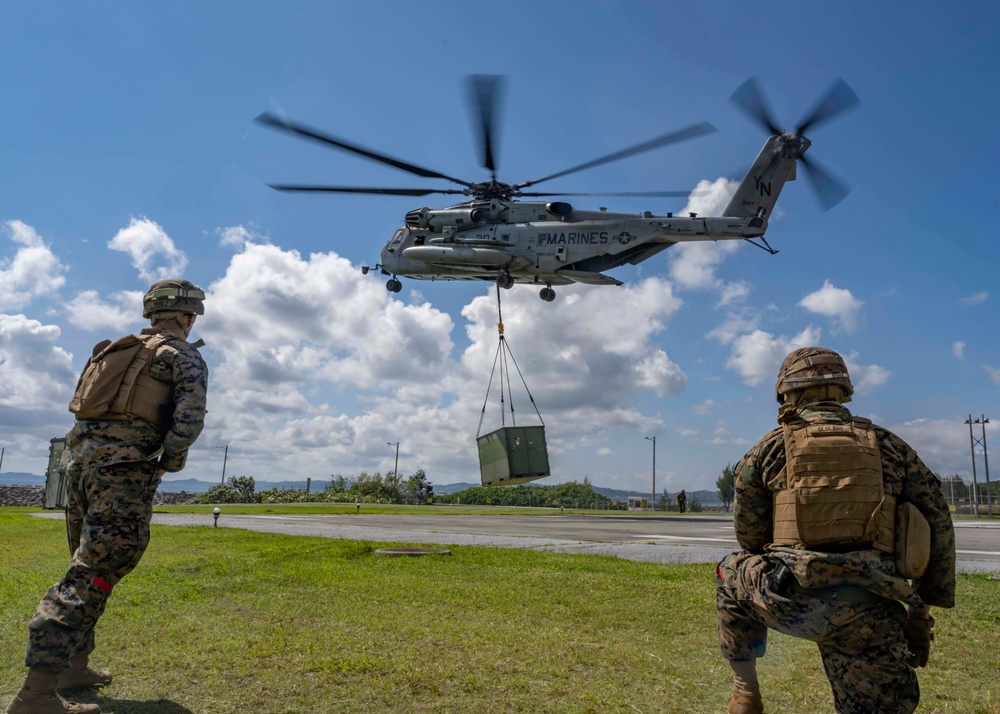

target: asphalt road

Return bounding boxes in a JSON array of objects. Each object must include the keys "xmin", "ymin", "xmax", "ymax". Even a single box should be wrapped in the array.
[{"xmin": 128, "ymin": 511, "xmax": 1000, "ymax": 573}]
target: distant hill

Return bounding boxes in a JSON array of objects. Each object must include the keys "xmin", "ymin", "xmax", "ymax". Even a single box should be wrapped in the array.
[
  {"xmin": 159, "ymin": 477, "xmax": 319, "ymax": 493},
  {"xmin": 0, "ymin": 472, "xmax": 45, "ymax": 487},
  {"xmin": 433, "ymin": 482, "xmax": 480, "ymax": 495}
]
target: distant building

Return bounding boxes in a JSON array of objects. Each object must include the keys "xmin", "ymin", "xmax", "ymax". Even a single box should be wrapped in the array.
[{"xmin": 627, "ymin": 496, "xmax": 648, "ymax": 511}]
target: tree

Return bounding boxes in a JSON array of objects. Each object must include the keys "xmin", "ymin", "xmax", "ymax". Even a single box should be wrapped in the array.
[
  {"xmin": 204, "ymin": 475, "xmax": 258, "ymax": 504},
  {"xmin": 405, "ymin": 469, "xmax": 434, "ymax": 503},
  {"xmin": 716, "ymin": 464, "xmax": 735, "ymax": 512},
  {"xmin": 659, "ymin": 487, "xmax": 671, "ymax": 512},
  {"xmin": 228, "ymin": 475, "xmax": 258, "ymax": 503}
]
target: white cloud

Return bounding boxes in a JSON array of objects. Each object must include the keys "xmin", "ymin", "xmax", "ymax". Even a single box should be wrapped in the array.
[
  {"xmin": 693, "ymin": 399, "xmax": 714, "ymax": 416},
  {"xmin": 985, "ymin": 365, "xmax": 1000, "ymax": 386},
  {"xmin": 216, "ymin": 224, "xmax": 267, "ymax": 249},
  {"xmin": 182, "ymin": 242, "xmax": 696, "ymax": 483},
  {"xmin": 959, "ymin": 291, "xmax": 988, "ymax": 306},
  {"xmin": 0, "ymin": 313, "xmax": 77, "ymax": 410},
  {"xmin": 707, "ymin": 422, "xmax": 752, "ymax": 446},
  {"xmin": 65, "ymin": 290, "xmax": 145, "ymax": 332},
  {"xmin": 596, "ymin": 447, "xmax": 613, "ymax": 456},
  {"xmin": 1, "ymin": 220, "xmax": 67, "ymax": 310},
  {"xmin": 707, "ymin": 310, "xmax": 760, "ymax": 345},
  {"xmin": 668, "ymin": 178, "xmax": 744, "ymax": 293},
  {"xmin": 889, "ymin": 417, "xmax": 996, "ymax": 477},
  {"xmin": 108, "ymin": 217, "xmax": 187, "ymax": 281},
  {"xmin": 854, "ymin": 364, "xmax": 892, "ymax": 393},
  {"xmin": 686, "ymin": 177, "xmax": 740, "ymax": 218},
  {"xmin": 726, "ymin": 326, "xmax": 822, "ymax": 386},
  {"xmin": 799, "ymin": 280, "xmax": 863, "ymax": 334},
  {"xmin": 717, "ymin": 281, "xmax": 750, "ymax": 307},
  {"xmin": 952, "ymin": 341, "xmax": 965, "ymax": 360}
]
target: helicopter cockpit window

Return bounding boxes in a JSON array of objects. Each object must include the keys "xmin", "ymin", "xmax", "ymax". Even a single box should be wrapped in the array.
[{"xmin": 391, "ymin": 229, "xmax": 406, "ymax": 246}]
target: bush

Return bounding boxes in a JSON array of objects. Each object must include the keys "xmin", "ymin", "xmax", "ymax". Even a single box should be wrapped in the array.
[
  {"xmin": 202, "ymin": 484, "xmax": 241, "ymax": 504},
  {"xmin": 203, "ymin": 475, "xmax": 260, "ymax": 504}
]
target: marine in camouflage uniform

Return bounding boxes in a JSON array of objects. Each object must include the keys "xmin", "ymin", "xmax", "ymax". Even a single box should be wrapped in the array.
[
  {"xmin": 716, "ymin": 347, "xmax": 955, "ymax": 714},
  {"xmin": 7, "ymin": 280, "xmax": 208, "ymax": 714}
]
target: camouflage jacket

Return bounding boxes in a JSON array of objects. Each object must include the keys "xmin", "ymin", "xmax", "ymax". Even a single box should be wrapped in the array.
[
  {"xmin": 733, "ymin": 401, "xmax": 956, "ymax": 608},
  {"xmin": 65, "ymin": 326, "xmax": 208, "ymax": 473}
]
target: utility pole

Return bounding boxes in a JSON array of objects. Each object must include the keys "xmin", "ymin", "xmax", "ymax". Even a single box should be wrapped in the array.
[
  {"xmin": 216, "ymin": 444, "xmax": 229, "ymax": 485},
  {"xmin": 982, "ymin": 416, "xmax": 993, "ymax": 516},
  {"xmin": 970, "ymin": 416, "xmax": 992, "ymax": 516},
  {"xmin": 0, "ymin": 446, "xmax": 4, "ymax": 473},
  {"xmin": 387, "ymin": 442, "xmax": 400, "ymax": 480},
  {"xmin": 645, "ymin": 436, "xmax": 656, "ymax": 511},
  {"xmin": 965, "ymin": 416, "xmax": 981, "ymax": 518}
]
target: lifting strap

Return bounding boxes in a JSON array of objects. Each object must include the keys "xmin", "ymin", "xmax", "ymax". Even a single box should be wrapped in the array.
[{"xmin": 476, "ymin": 285, "xmax": 545, "ymax": 438}]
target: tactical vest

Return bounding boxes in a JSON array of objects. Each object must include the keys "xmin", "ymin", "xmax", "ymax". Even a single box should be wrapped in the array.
[
  {"xmin": 68, "ymin": 333, "xmax": 173, "ymax": 432},
  {"xmin": 772, "ymin": 417, "xmax": 895, "ymax": 554}
]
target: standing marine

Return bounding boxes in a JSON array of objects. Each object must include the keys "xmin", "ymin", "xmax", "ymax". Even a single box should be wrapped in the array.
[
  {"xmin": 7, "ymin": 280, "xmax": 209, "ymax": 714},
  {"xmin": 715, "ymin": 347, "xmax": 955, "ymax": 714}
]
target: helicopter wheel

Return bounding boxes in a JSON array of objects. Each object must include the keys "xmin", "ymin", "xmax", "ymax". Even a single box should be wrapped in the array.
[
  {"xmin": 497, "ymin": 273, "xmax": 515, "ymax": 290},
  {"xmin": 539, "ymin": 287, "xmax": 556, "ymax": 302},
  {"xmin": 386, "ymin": 278, "xmax": 402, "ymax": 293}
]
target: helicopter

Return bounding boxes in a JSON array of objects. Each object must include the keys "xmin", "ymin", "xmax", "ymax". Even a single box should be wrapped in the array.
[{"xmin": 255, "ymin": 76, "xmax": 858, "ymax": 302}]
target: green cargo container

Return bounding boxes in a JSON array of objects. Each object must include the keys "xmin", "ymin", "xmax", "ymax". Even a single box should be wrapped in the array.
[
  {"xmin": 477, "ymin": 425, "xmax": 550, "ymax": 487},
  {"xmin": 43, "ymin": 437, "xmax": 68, "ymax": 510}
]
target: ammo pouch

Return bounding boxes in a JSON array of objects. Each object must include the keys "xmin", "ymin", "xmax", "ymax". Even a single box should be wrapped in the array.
[
  {"xmin": 773, "ymin": 417, "xmax": 894, "ymax": 553},
  {"xmin": 895, "ymin": 501, "xmax": 931, "ymax": 579}
]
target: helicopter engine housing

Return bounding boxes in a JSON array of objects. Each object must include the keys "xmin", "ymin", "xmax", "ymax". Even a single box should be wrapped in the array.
[{"xmin": 405, "ymin": 207, "xmax": 484, "ymax": 231}]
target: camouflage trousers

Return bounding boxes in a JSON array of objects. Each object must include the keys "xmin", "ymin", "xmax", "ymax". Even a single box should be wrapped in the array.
[
  {"xmin": 25, "ymin": 459, "xmax": 160, "ymax": 669},
  {"xmin": 716, "ymin": 551, "xmax": 918, "ymax": 714}
]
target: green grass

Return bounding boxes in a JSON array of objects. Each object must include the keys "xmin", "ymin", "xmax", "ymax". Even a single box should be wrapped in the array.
[{"xmin": 1, "ymin": 510, "xmax": 997, "ymax": 713}]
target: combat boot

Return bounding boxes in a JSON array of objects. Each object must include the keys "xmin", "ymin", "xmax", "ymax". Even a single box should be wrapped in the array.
[
  {"xmin": 5, "ymin": 667, "xmax": 101, "ymax": 714},
  {"xmin": 56, "ymin": 656, "xmax": 112, "ymax": 692},
  {"xmin": 727, "ymin": 682, "xmax": 764, "ymax": 714}
]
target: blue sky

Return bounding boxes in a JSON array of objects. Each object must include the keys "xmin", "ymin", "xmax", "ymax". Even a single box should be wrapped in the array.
[{"xmin": 2, "ymin": 1, "xmax": 998, "ymax": 493}]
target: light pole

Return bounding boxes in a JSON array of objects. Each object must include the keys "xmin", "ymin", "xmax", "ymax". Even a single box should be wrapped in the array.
[
  {"xmin": 216, "ymin": 444, "xmax": 229, "ymax": 485},
  {"xmin": 645, "ymin": 436, "xmax": 656, "ymax": 511},
  {"xmin": 387, "ymin": 442, "xmax": 399, "ymax": 480}
]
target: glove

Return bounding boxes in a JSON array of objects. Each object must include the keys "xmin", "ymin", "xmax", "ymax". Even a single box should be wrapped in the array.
[{"xmin": 903, "ymin": 612, "xmax": 934, "ymax": 667}]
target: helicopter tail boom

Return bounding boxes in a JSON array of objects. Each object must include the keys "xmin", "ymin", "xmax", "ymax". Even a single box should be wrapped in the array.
[{"xmin": 722, "ymin": 134, "xmax": 801, "ymax": 222}]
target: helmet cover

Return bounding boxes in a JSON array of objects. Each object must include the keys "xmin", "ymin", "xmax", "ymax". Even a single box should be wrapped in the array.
[
  {"xmin": 142, "ymin": 279, "xmax": 206, "ymax": 319},
  {"xmin": 775, "ymin": 346, "xmax": 853, "ymax": 404}
]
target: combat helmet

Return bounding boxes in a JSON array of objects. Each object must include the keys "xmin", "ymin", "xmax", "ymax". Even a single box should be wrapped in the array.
[
  {"xmin": 142, "ymin": 279, "xmax": 206, "ymax": 319},
  {"xmin": 775, "ymin": 346, "xmax": 853, "ymax": 404}
]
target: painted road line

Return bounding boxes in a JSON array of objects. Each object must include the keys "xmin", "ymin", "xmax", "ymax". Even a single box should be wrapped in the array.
[{"xmin": 636, "ymin": 535, "xmax": 739, "ymax": 543}]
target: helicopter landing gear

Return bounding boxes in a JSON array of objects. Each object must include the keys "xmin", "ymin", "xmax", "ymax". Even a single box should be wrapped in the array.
[
  {"xmin": 386, "ymin": 278, "xmax": 402, "ymax": 293},
  {"xmin": 539, "ymin": 286, "xmax": 556, "ymax": 302},
  {"xmin": 496, "ymin": 273, "xmax": 515, "ymax": 290}
]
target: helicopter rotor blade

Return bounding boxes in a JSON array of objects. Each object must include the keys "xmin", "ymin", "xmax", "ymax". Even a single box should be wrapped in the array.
[
  {"xmin": 254, "ymin": 112, "xmax": 473, "ymax": 188},
  {"xmin": 799, "ymin": 155, "xmax": 851, "ymax": 210},
  {"xmin": 467, "ymin": 75, "xmax": 504, "ymax": 180},
  {"xmin": 514, "ymin": 122, "xmax": 717, "ymax": 191},
  {"xmin": 796, "ymin": 78, "xmax": 860, "ymax": 136},
  {"xmin": 267, "ymin": 184, "xmax": 467, "ymax": 197},
  {"xmin": 519, "ymin": 190, "xmax": 698, "ymax": 198},
  {"xmin": 730, "ymin": 77, "xmax": 783, "ymax": 135}
]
